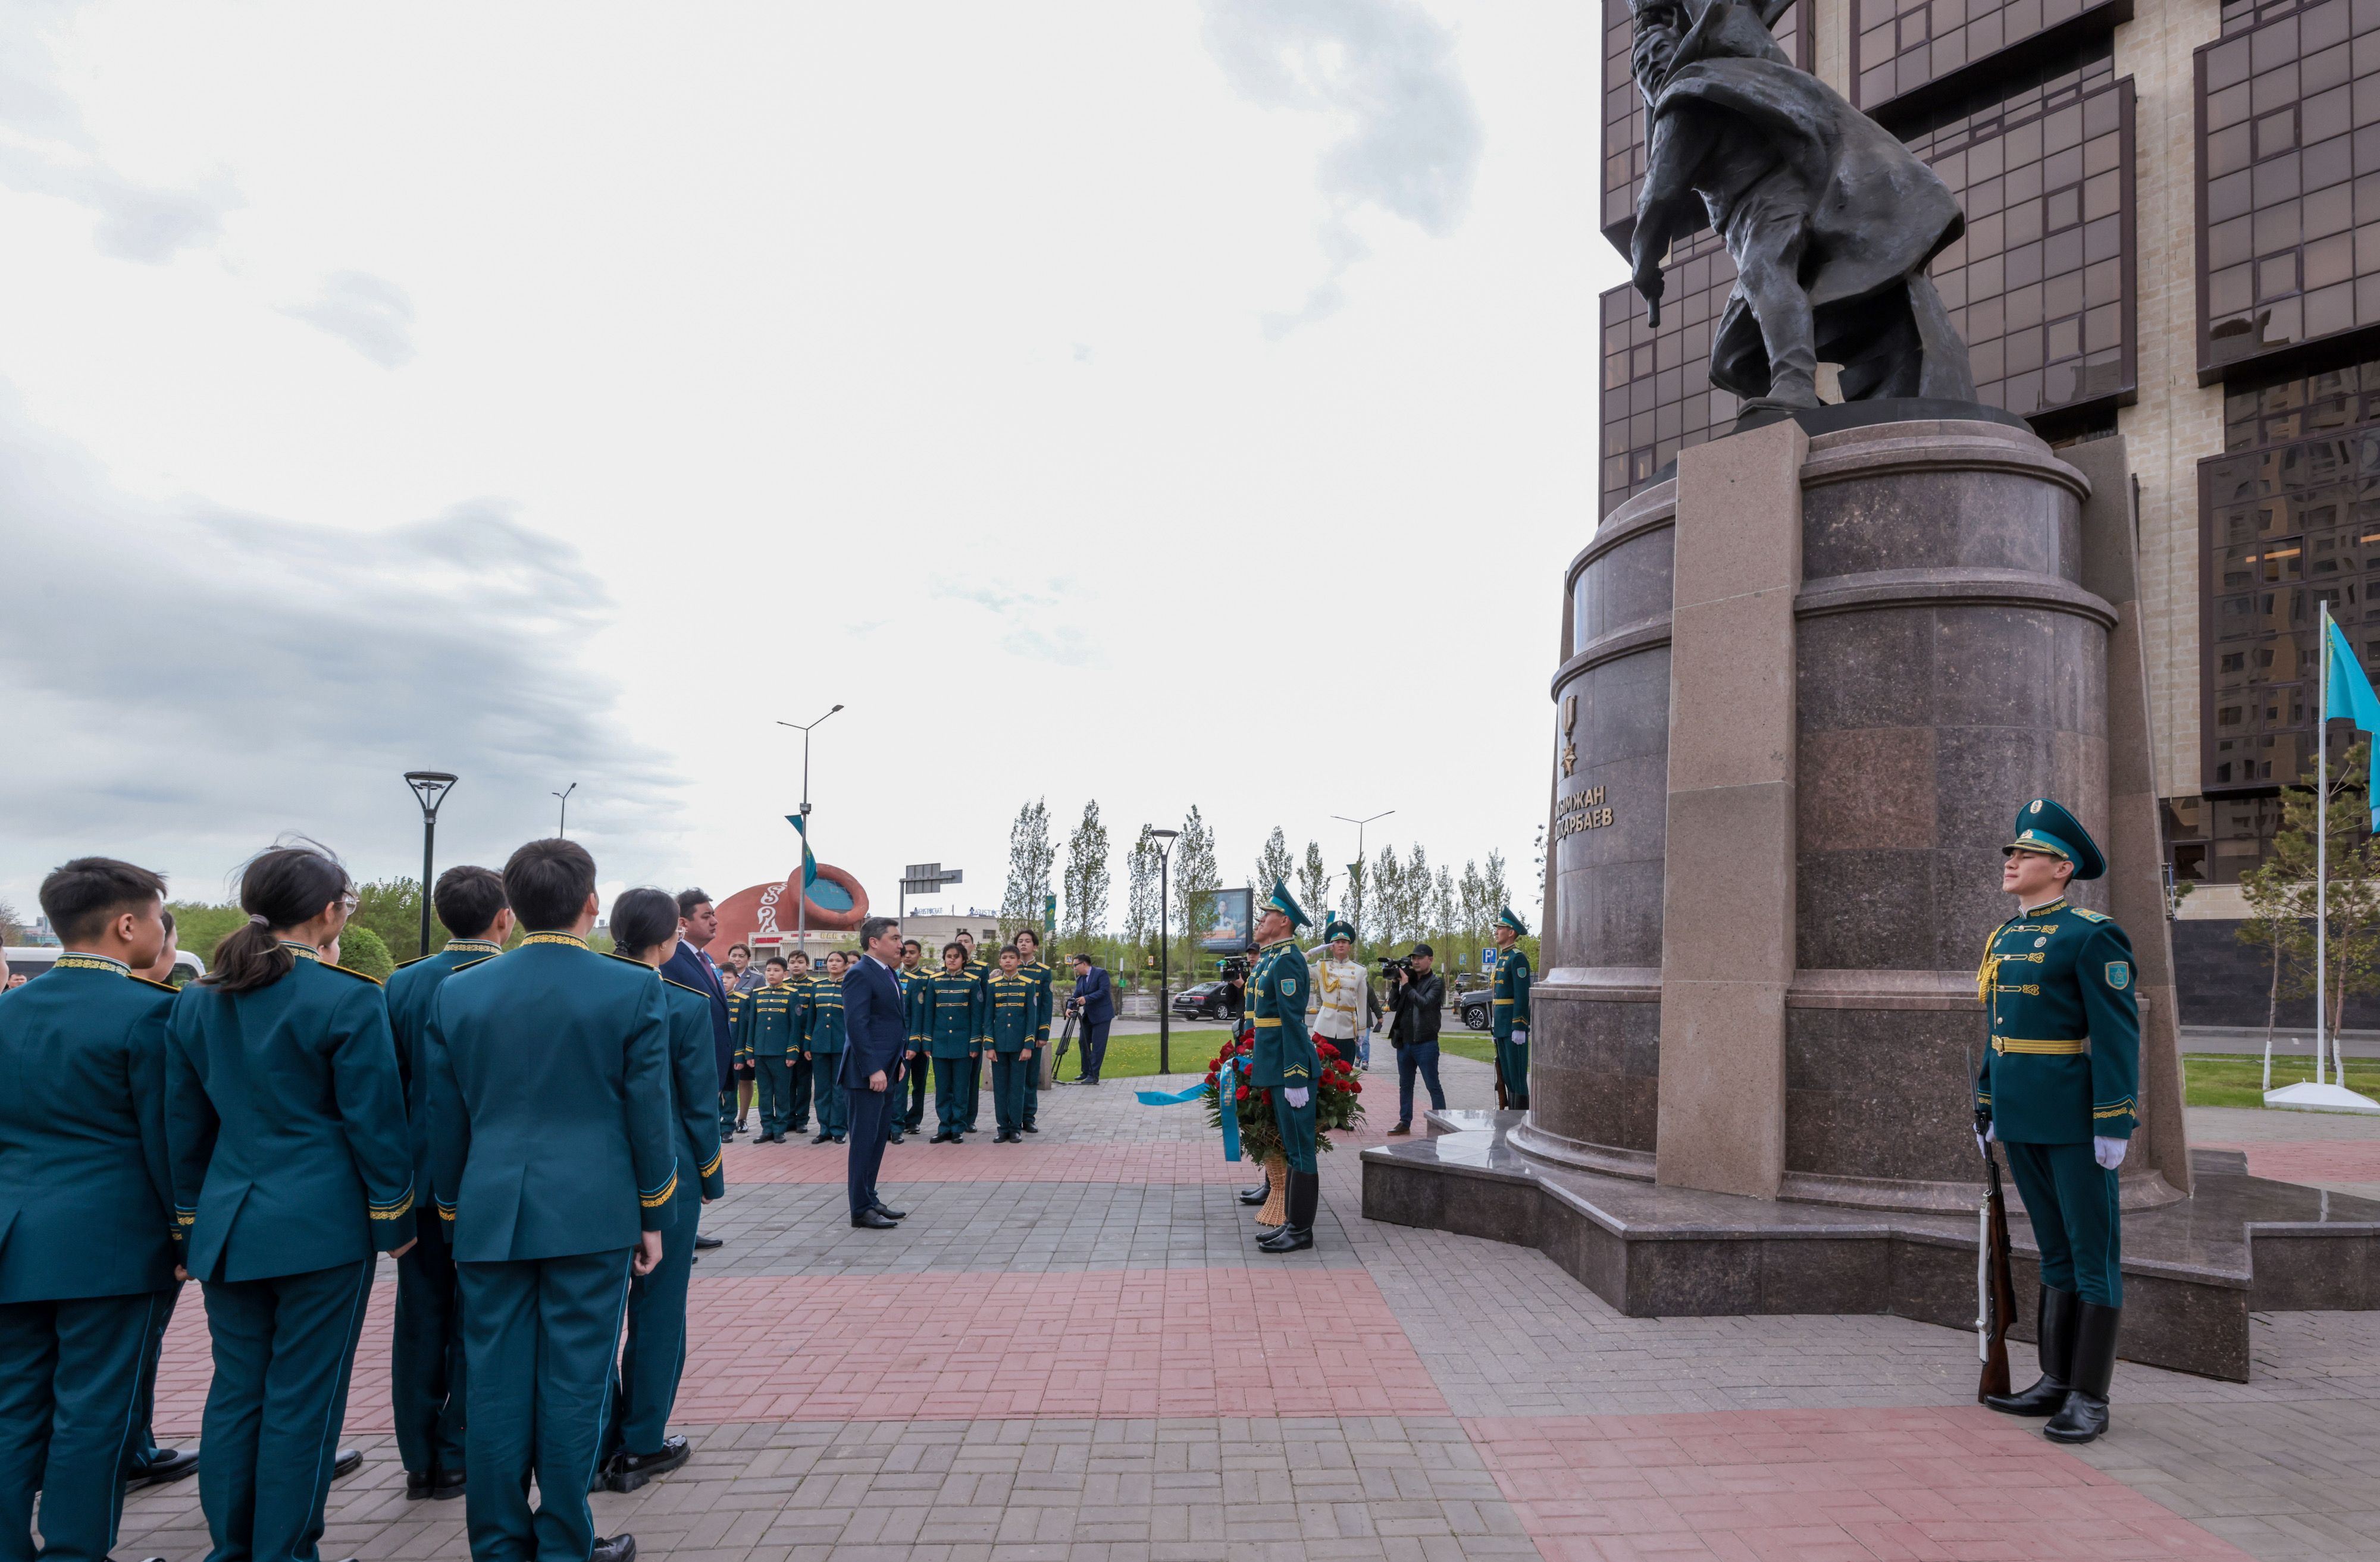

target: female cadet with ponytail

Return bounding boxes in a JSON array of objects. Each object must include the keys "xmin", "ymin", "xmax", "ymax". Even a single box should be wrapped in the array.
[{"xmin": 166, "ymin": 842, "xmax": 416, "ymax": 1562}]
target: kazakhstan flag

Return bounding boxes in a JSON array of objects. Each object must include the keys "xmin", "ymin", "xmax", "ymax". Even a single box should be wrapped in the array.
[
  {"xmin": 785, "ymin": 814, "xmax": 818, "ymax": 886},
  {"xmin": 2325, "ymin": 616, "xmax": 2380, "ymax": 829}
]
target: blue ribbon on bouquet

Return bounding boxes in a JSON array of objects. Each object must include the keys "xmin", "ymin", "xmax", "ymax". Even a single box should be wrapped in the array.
[{"xmin": 1133, "ymin": 1056, "xmax": 1242, "ymax": 1162}]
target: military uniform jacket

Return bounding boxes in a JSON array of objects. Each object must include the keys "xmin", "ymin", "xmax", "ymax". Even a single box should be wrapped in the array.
[
  {"xmin": 657, "ymin": 974, "xmax": 727, "ymax": 1201},
  {"xmin": 740, "ymin": 981, "xmax": 802, "ymax": 1061},
  {"xmin": 800, "ymin": 976, "xmax": 847, "ymax": 1055},
  {"xmin": 1020, "ymin": 959, "xmax": 1054, "ymax": 1046},
  {"xmin": 1974, "ymin": 898, "xmax": 2140, "ymax": 1145},
  {"xmin": 724, "ymin": 987, "xmax": 746, "ymax": 1064},
  {"xmin": 386, "ymin": 940, "xmax": 505, "ymax": 1206},
  {"xmin": 923, "ymin": 972, "xmax": 985, "ymax": 1058},
  {"xmin": 898, "ymin": 966, "xmax": 931, "ymax": 1050},
  {"xmin": 0, "ymin": 956, "xmax": 178, "ymax": 1301},
  {"xmin": 167, "ymin": 945, "xmax": 416, "ymax": 1282},
  {"xmin": 425, "ymin": 935, "xmax": 678, "ymax": 1260},
  {"xmin": 1305, "ymin": 957, "xmax": 1370, "ymax": 1042},
  {"xmin": 1249, "ymin": 940, "xmax": 1318, "ymax": 1089},
  {"xmin": 1492, "ymin": 949, "xmax": 1532, "ymax": 1040},
  {"xmin": 984, "ymin": 973, "xmax": 1042, "ymax": 1053}
]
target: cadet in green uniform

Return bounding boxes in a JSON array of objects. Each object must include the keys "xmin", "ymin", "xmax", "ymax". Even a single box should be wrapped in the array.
[
  {"xmin": 923, "ymin": 943, "xmax": 985, "ymax": 1142},
  {"xmin": 957, "ymin": 932, "xmax": 990, "ymax": 1133},
  {"xmin": 0, "ymin": 858, "xmax": 180, "ymax": 1562},
  {"xmin": 744, "ymin": 958, "xmax": 804, "ymax": 1143},
  {"xmin": 984, "ymin": 945, "xmax": 1044, "ymax": 1143},
  {"xmin": 1974, "ymin": 798, "xmax": 2139, "ymax": 1446},
  {"xmin": 897, "ymin": 940, "xmax": 931, "ymax": 1140},
  {"xmin": 384, "ymin": 865, "xmax": 513, "ymax": 1501},
  {"xmin": 167, "ymin": 845, "xmax": 416, "ymax": 1562},
  {"xmin": 597, "ymin": 889, "xmax": 727, "ymax": 1494},
  {"xmin": 427, "ymin": 839, "xmax": 677, "ymax": 1562},
  {"xmin": 1490, "ymin": 908, "xmax": 1533, "ymax": 1109},
  {"xmin": 1249, "ymin": 881, "xmax": 1320, "ymax": 1253},
  {"xmin": 1013, "ymin": 929, "xmax": 1053, "ymax": 1133},
  {"xmin": 803, "ymin": 951, "xmax": 851, "ymax": 1144}
]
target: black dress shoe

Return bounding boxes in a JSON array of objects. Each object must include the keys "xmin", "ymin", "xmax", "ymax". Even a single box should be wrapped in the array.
[
  {"xmin": 1238, "ymin": 1184, "xmax": 1269, "ymax": 1206},
  {"xmin": 605, "ymin": 1435, "xmax": 689, "ymax": 1492},
  {"xmin": 694, "ymin": 1234, "xmax": 723, "ymax": 1251},
  {"xmin": 1258, "ymin": 1224, "xmax": 1313, "ymax": 1253},
  {"xmin": 831, "ymin": 1134, "xmax": 846, "ymax": 1143},
  {"xmin": 851, "ymin": 1207, "xmax": 899, "ymax": 1229},
  {"xmin": 872, "ymin": 1203, "xmax": 907, "ymax": 1220},
  {"xmin": 591, "ymin": 1536, "xmax": 637, "ymax": 1562},
  {"xmin": 406, "ymin": 1469, "xmax": 434, "ymax": 1500},
  {"xmin": 129, "ymin": 1447, "xmax": 199, "ymax": 1488},
  {"xmin": 812, "ymin": 1133, "xmax": 833, "ymax": 1143},
  {"xmin": 433, "ymin": 1466, "xmax": 466, "ymax": 1500},
  {"xmin": 1022, "ymin": 1124, "xmax": 1039, "ymax": 1134},
  {"xmin": 332, "ymin": 1448, "xmax": 362, "ymax": 1479},
  {"xmin": 931, "ymin": 1131, "xmax": 956, "ymax": 1143}
]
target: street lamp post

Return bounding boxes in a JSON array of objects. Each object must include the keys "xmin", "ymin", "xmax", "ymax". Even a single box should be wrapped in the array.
[
  {"xmin": 777, "ymin": 705, "xmax": 844, "ymax": 959},
  {"xmin": 1332, "ymin": 810, "xmax": 1395, "ymax": 944},
  {"xmin": 1150, "ymin": 828, "xmax": 1180, "ymax": 1074},
  {"xmin": 553, "ymin": 782, "xmax": 577, "ymax": 838},
  {"xmin": 404, "ymin": 772, "xmax": 459, "ymax": 959}
]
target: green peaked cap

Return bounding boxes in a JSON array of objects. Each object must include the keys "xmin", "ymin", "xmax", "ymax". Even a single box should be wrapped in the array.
[
  {"xmin": 1263, "ymin": 878, "xmax": 1312, "ymax": 930},
  {"xmin": 1323, "ymin": 919, "xmax": 1355, "ymax": 942},
  {"xmin": 2003, "ymin": 797, "xmax": 2106, "ymax": 881},
  {"xmin": 1497, "ymin": 907, "xmax": 1529, "ymax": 935}
]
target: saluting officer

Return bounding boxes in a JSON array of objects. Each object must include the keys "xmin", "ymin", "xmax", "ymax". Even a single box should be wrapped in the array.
[
  {"xmin": 0, "ymin": 859, "xmax": 181, "ymax": 1562},
  {"xmin": 1013, "ymin": 929, "xmax": 1054, "ymax": 1133},
  {"xmin": 1974, "ymin": 798, "xmax": 2139, "ymax": 1446},
  {"xmin": 597, "ymin": 889, "xmax": 726, "ymax": 1494},
  {"xmin": 384, "ymin": 865, "xmax": 513, "ymax": 1502},
  {"xmin": 922, "ymin": 943, "xmax": 985, "ymax": 1143},
  {"xmin": 168, "ymin": 844, "xmax": 415, "ymax": 1562},
  {"xmin": 803, "ymin": 951, "xmax": 851, "ymax": 1144},
  {"xmin": 1490, "ymin": 908, "xmax": 1533, "ymax": 1108},
  {"xmin": 1249, "ymin": 881, "xmax": 1320, "ymax": 1254}
]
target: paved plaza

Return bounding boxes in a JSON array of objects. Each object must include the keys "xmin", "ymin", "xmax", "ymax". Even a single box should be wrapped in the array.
[{"xmin": 126, "ymin": 1058, "xmax": 2380, "ymax": 1562}]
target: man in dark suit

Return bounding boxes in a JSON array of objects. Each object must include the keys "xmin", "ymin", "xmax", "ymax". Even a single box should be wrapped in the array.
[
  {"xmin": 1067, "ymin": 953, "xmax": 1116, "ymax": 1084},
  {"xmin": 659, "ymin": 890, "xmax": 731, "ymax": 1253},
  {"xmin": 840, "ymin": 917, "xmax": 911, "ymax": 1230},
  {"xmin": 427, "ymin": 839, "xmax": 677, "ymax": 1562}
]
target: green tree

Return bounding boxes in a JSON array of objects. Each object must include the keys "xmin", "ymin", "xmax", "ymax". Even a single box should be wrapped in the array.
[
  {"xmin": 1063, "ymin": 799, "xmax": 1111, "ymax": 943},
  {"xmin": 1372, "ymin": 844, "xmax": 1403, "ymax": 945},
  {"xmin": 1173, "ymin": 806, "xmax": 1219, "ymax": 946},
  {"xmin": 168, "ymin": 901, "xmax": 252, "ymax": 963},
  {"xmin": 1295, "ymin": 840, "xmax": 1334, "ymax": 931},
  {"xmin": 2238, "ymin": 738, "xmax": 2380, "ymax": 1036},
  {"xmin": 339, "ymin": 925, "xmax": 397, "ymax": 981},
  {"xmin": 1126, "ymin": 824, "xmax": 1163, "ymax": 956},
  {"xmin": 1252, "ymin": 826, "xmax": 1295, "ymax": 901},
  {"xmin": 1000, "ymin": 797, "xmax": 1056, "ymax": 939},
  {"xmin": 0, "ymin": 898, "xmax": 26, "ymax": 945},
  {"xmin": 1483, "ymin": 849, "xmax": 1510, "ymax": 927},
  {"xmin": 1345, "ymin": 858, "xmax": 1368, "ymax": 946},
  {"xmin": 351, "ymin": 878, "xmax": 428, "ymax": 963}
]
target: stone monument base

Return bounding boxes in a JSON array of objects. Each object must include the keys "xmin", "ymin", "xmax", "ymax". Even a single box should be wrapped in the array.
[{"xmin": 1363, "ymin": 1112, "xmax": 2380, "ymax": 1382}]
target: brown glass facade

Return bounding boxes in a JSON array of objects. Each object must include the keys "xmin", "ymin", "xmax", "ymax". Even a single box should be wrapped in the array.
[{"xmin": 1852, "ymin": 0, "xmax": 2125, "ymax": 118}]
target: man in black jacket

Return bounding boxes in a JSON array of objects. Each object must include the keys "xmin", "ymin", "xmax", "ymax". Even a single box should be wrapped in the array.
[{"xmin": 1386, "ymin": 944, "xmax": 1447, "ymax": 1135}]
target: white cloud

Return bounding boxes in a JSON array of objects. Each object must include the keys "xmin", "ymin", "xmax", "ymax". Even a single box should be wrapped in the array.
[{"xmin": 283, "ymin": 271, "xmax": 416, "ymax": 368}]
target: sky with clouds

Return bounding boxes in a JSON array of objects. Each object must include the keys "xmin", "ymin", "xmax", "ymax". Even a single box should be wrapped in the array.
[{"xmin": 0, "ymin": 0, "xmax": 1630, "ymax": 926}]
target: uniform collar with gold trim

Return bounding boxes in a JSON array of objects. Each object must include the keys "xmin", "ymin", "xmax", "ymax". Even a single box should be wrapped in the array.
[
  {"xmin": 279, "ymin": 940, "xmax": 322, "ymax": 962},
  {"xmin": 52, "ymin": 952, "xmax": 130, "ymax": 976},
  {"xmin": 444, "ymin": 939, "xmax": 504, "ymax": 956},
  {"xmin": 521, "ymin": 931, "xmax": 588, "ymax": 949}
]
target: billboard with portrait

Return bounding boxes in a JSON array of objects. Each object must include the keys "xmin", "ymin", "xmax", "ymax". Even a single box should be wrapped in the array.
[{"xmin": 1198, "ymin": 887, "xmax": 1254, "ymax": 952}]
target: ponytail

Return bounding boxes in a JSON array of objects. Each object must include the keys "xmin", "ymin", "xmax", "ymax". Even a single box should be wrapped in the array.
[{"xmin": 203, "ymin": 842, "xmax": 353, "ymax": 996}]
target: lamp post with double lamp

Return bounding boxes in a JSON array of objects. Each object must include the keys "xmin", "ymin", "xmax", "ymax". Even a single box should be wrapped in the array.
[
  {"xmin": 777, "ymin": 704, "xmax": 843, "ymax": 958},
  {"xmin": 404, "ymin": 772, "xmax": 459, "ymax": 960},
  {"xmin": 1332, "ymin": 809, "xmax": 1394, "ymax": 945},
  {"xmin": 1150, "ymin": 828, "xmax": 1180, "ymax": 1074},
  {"xmin": 553, "ymin": 782, "xmax": 577, "ymax": 838}
]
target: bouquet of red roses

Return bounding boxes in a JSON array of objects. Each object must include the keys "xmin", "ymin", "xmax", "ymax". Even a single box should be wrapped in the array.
[
  {"xmin": 1313, "ymin": 1038, "xmax": 1366, "ymax": 1137},
  {"xmin": 1201, "ymin": 1035, "xmax": 1364, "ymax": 1158}
]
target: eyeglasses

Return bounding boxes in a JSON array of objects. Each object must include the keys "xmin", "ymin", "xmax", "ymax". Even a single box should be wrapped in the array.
[{"xmin": 339, "ymin": 893, "xmax": 359, "ymax": 915}]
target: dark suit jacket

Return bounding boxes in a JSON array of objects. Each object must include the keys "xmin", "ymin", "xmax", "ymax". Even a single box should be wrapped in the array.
[
  {"xmin": 1069, "ymin": 965, "xmax": 1115, "ymax": 1025},
  {"xmin": 839, "ymin": 956, "xmax": 908, "ymax": 1091},
  {"xmin": 0, "ymin": 959, "xmax": 178, "ymax": 1300},
  {"xmin": 660, "ymin": 942, "xmax": 733, "ymax": 1090}
]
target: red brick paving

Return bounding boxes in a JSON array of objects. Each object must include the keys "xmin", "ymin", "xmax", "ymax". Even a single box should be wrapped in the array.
[
  {"xmin": 1465, "ymin": 1406, "xmax": 2251, "ymax": 1561},
  {"xmin": 2202, "ymin": 1139, "xmax": 2380, "ymax": 1186},
  {"xmin": 721, "ymin": 1127, "xmax": 1383, "ymax": 1183}
]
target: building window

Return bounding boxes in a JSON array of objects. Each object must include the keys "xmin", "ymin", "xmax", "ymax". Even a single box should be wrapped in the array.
[{"xmin": 1853, "ymin": 0, "xmax": 2114, "ymax": 118}]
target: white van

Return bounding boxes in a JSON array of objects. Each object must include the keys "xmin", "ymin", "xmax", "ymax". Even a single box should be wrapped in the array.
[{"xmin": 2, "ymin": 945, "xmax": 206, "ymax": 983}]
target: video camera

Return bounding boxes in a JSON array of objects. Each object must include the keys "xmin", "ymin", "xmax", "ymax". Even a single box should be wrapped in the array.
[
  {"xmin": 1217, "ymin": 953, "xmax": 1251, "ymax": 981},
  {"xmin": 1379, "ymin": 955, "xmax": 1414, "ymax": 977}
]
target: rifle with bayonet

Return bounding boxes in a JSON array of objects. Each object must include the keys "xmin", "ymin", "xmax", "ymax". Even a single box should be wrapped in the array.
[{"xmin": 1973, "ymin": 1047, "xmax": 2017, "ymax": 1402}]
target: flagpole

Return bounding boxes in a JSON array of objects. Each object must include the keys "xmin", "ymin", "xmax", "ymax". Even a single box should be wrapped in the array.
[{"xmin": 2319, "ymin": 598, "xmax": 2331, "ymax": 1086}]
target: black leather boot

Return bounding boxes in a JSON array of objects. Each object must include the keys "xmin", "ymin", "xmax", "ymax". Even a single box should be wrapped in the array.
[
  {"xmin": 2043, "ymin": 1302, "xmax": 2119, "ymax": 1444},
  {"xmin": 1259, "ymin": 1171, "xmax": 1317, "ymax": 1253},
  {"xmin": 1984, "ymin": 1286, "xmax": 2077, "ymax": 1416},
  {"xmin": 1238, "ymin": 1177, "xmax": 1269, "ymax": 1206}
]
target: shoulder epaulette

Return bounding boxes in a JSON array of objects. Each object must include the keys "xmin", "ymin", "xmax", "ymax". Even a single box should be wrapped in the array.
[
  {"xmin": 324, "ymin": 962, "xmax": 384, "ymax": 986},
  {"xmin": 394, "ymin": 953, "xmax": 433, "ymax": 970},
  {"xmin": 603, "ymin": 951, "xmax": 654, "ymax": 970},
  {"xmin": 452, "ymin": 955, "xmax": 498, "ymax": 973},
  {"xmin": 2072, "ymin": 908, "xmax": 2112, "ymax": 923},
  {"xmin": 131, "ymin": 975, "xmax": 178, "ymax": 994},
  {"xmin": 662, "ymin": 976, "xmax": 704, "ymax": 996}
]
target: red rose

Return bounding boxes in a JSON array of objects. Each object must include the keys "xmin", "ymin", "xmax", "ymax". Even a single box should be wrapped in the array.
[
  {"xmin": 1235, "ymin": 1085, "xmax": 1249, "ymax": 1102},
  {"xmin": 1317, "ymin": 1041, "xmax": 1339, "ymax": 1060},
  {"xmin": 1351, "ymin": 1082, "xmax": 1362, "ymax": 1093}
]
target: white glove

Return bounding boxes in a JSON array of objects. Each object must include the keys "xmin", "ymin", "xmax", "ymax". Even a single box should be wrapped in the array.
[
  {"xmin": 2094, "ymin": 1136, "xmax": 2127, "ymax": 1170},
  {"xmin": 1975, "ymin": 1122, "xmax": 1995, "ymax": 1156},
  {"xmin": 1511, "ymin": 1027, "xmax": 1528, "ymax": 1046},
  {"xmin": 1285, "ymin": 1087, "xmax": 1309, "ymax": 1108}
]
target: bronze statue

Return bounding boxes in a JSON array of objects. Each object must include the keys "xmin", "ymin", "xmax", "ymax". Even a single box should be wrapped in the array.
[{"xmin": 1629, "ymin": 0, "xmax": 1975, "ymax": 415}]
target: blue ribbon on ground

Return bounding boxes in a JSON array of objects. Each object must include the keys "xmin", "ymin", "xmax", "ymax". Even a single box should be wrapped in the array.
[
  {"xmin": 1135, "ymin": 1081, "xmax": 1207, "ymax": 1105},
  {"xmin": 1133, "ymin": 1059, "xmax": 1241, "ymax": 1161}
]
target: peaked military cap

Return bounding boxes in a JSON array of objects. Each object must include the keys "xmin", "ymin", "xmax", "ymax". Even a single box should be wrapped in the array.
[
  {"xmin": 2003, "ymin": 796, "xmax": 2106, "ymax": 881},
  {"xmin": 1263, "ymin": 879, "xmax": 1312, "ymax": 930},
  {"xmin": 1324, "ymin": 919, "xmax": 1355, "ymax": 942},
  {"xmin": 1497, "ymin": 907, "xmax": 1529, "ymax": 935}
]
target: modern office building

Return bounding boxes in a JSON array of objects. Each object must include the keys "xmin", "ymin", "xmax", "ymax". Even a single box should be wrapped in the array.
[{"xmin": 1599, "ymin": 0, "xmax": 2380, "ymax": 965}]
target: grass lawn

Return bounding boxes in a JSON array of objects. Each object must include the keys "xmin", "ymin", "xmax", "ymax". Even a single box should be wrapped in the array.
[
  {"xmin": 2183, "ymin": 1050, "xmax": 2380, "ymax": 1108},
  {"xmin": 1045, "ymin": 1023, "xmax": 1499, "ymax": 1079}
]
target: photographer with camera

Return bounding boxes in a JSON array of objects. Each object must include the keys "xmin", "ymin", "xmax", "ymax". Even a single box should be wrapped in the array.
[
  {"xmin": 1221, "ymin": 958, "xmax": 1248, "ymax": 1022},
  {"xmin": 1384, "ymin": 942, "xmax": 1446, "ymax": 1136}
]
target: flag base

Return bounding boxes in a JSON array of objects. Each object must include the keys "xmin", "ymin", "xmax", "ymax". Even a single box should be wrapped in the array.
[{"xmin": 2263, "ymin": 1081, "xmax": 2380, "ymax": 1114}]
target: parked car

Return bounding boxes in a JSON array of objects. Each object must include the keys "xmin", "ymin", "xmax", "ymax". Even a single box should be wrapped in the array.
[
  {"xmin": 1457, "ymin": 989, "xmax": 1493, "ymax": 1031},
  {"xmin": 1171, "ymin": 981, "xmax": 1235, "ymax": 1020},
  {"xmin": 1, "ymin": 945, "xmax": 206, "ymax": 984}
]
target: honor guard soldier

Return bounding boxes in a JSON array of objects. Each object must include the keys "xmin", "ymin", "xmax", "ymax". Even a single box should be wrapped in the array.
[
  {"xmin": 168, "ymin": 845, "xmax": 414, "ymax": 1562},
  {"xmin": 956, "ymin": 932, "xmax": 991, "ymax": 1133},
  {"xmin": 897, "ymin": 940, "xmax": 931, "ymax": 1140},
  {"xmin": 984, "ymin": 946, "xmax": 1044, "ymax": 1143},
  {"xmin": 1013, "ymin": 929, "xmax": 1054, "ymax": 1132},
  {"xmin": 743, "ymin": 958, "xmax": 804, "ymax": 1143},
  {"xmin": 1974, "ymin": 798, "xmax": 2139, "ymax": 1445},
  {"xmin": 384, "ymin": 865, "xmax": 513, "ymax": 1503},
  {"xmin": 426, "ymin": 839, "xmax": 678, "ymax": 1562},
  {"xmin": 597, "ymin": 890, "xmax": 727, "ymax": 1494},
  {"xmin": 923, "ymin": 944, "xmax": 986, "ymax": 1142},
  {"xmin": 803, "ymin": 951, "xmax": 851, "ymax": 1144},
  {"xmin": 1250, "ymin": 881, "xmax": 1321, "ymax": 1253},
  {"xmin": 0, "ymin": 859, "xmax": 181, "ymax": 1562},
  {"xmin": 1490, "ymin": 908, "xmax": 1533, "ymax": 1108}
]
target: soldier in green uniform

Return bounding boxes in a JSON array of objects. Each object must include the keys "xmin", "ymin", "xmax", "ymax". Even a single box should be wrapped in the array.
[
  {"xmin": 1014, "ymin": 929, "xmax": 1054, "ymax": 1133},
  {"xmin": 1249, "ymin": 880, "xmax": 1320, "ymax": 1254},
  {"xmin": 1974, "ymin": 797, "xmax": 2139, "ymax": 1446},
  {"xmin": 984, "ymin": 945, "xmax": 1044, "ymax": 1143},
  {"xmin": 923, "ymin": 943, "xmax": 986, "ymax": 1142},
  {"xmin": 0, "ymin": 858, "xmax": 181, "ymax": 1562},
  {"xmin": 957, "ymin": 931, "xmax": 990, "ymax": 1133},
  {"xmin": 897, "ymin": 940, "xmax": 931, "ymax": 1140},
  {"xmin": 803, "ymin": 951, "xmax": 851, "ymax": 1144},
  {"xmin": 384, "ymin": 864, "xmax": 513, "ymax": 1501},
  {"xmin": 743, "ymin": 958, "xmax": 804, "ymax": 1143},
  {"xmin": 1490, "ymin": 908, "xmax": 1533, "ymax": 1109}
]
